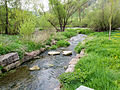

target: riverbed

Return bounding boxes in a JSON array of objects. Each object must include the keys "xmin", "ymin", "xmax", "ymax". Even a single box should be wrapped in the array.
[{"xmin": 0, "ymin": 34, "xmax": 87, "ymax": 90}]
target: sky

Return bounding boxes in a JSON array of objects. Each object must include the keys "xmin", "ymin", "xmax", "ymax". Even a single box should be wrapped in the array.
[
  {"xmin": 41, "ymin": 0, "xmax": 49, "ymax": 11},
  {"xmin": 21, "ymin": 0, "xmax": 49, "ymax": 11}
]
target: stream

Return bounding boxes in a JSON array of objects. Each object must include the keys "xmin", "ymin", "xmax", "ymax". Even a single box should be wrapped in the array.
[{"xmin": 0, "ymin": 34, "xmax": 87, "ymax": 90}]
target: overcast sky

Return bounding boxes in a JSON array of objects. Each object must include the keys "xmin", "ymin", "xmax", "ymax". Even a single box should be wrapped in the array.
[{"xmin": 21, "ymin": 0, "xmax": 49, "ymax": 11}]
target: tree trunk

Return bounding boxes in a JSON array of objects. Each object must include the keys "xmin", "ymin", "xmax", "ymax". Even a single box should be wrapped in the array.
[
  {"xmin": 109, "ymin": 22, "xmax": 112, "ymax": 40},
  {"xmin": 60, "ymin": 24, "xmax": 63, "ymax": 32},
  {"xmin": 5, "ymin": 0, "xmax": 8, "ymax": 34},
  {"xmin": 62, "ymin": 26, "xmax": 65, "ymax": 32},
  {"xmin": 78, "ymin": 8, "xmax": 81, "ymax": 22}
]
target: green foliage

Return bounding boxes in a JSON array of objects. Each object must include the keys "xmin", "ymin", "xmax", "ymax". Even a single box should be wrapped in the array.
[
  {"xmin": 56, "ymin": 40, "xmax": 70, "ymax": 47},
  {"xmin": 19, "ymin": 14, "xmax": 36, "ymax": 39},
  {"xmin": 54, "ymin": 34, "xmax": 67, "ymax": 41},
  {"xmin": 75, "ymin": 42, "xmax": 85, "ymax": 53},
  {"xmin": 25, "ymin": 41, "xmax": 42, "ymax": 52},
  {"xmin": 62, "ymin": 29, "xmax": 77, "ymax": 38},
  {"xmin": 0, "ymin": 34, "xmax": 43, "ymax": 59},
  {"xmin": 50, "ymin": 45, "xmax": 57, "ymax": 50},
  {"xmin": 59, "ymin": 31, "xmax": 120, "ymax": 90},
  {"xmin": 36, "ymin": 15, "xmax": 52, "ymax": 30},
  {"xmin": 77, "ymin": 28, "xmax": 93, "ymax": 34},
  {"xmin": 81, "ymin": 0, "xmax": 120, "ymax": 31},
  {"xmin": 46, "ymin": 38, "xmax": 52, "ymax": 45}
]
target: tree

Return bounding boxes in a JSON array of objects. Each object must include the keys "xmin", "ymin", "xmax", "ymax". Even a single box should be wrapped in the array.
[
  {"xmin": 108, "ymin": 0, "xmax": 119, "ymax": 40},
  {"xmin": 81, "ymin": 0, "xmax": 120, "ymax": 32},
  {"xmin": 36, "ymin": 0, "xmax": 88, "ymax": 32},
  {"xmin": 49, "ymin": 0, "xmax": 89, "ymax": 32},
  {"xmin": 5, "ymin": 0, "xmax": 8, "ymax": 34},
  {"xmin": 0, "ymin": 0, "xmax": 21, "ymax": 34}
]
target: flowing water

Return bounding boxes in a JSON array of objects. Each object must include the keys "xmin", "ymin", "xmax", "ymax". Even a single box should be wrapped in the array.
[{"xmin": 0, "ymin": 34, "xmax": 87, "ymax": 90}]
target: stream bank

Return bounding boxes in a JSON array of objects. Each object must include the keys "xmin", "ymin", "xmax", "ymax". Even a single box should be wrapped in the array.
[{"xmin": 0, "ymin": 34, "xmax": 87, "ymax": 90}]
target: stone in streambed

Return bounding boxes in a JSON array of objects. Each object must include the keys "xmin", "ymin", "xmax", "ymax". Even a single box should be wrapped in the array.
[
  {"xmin": 4, "ymin": 61, "xmax": 21, "ymax": 71},
  {"xmin": 0, "ymin": 52, "xmax": 19, "ymax": 67},
  {"xmin": 48, "ymin": 51, "xmax": 60, "ymax": 55},
  {"xmin": 48, "ymin": 64, "xmax": 54, "ymax": 67},
  {"xmin": 62, "ymin": 51, "xmax": 72, "ymax": 56},
  {"xmin": 29, "ymin": 65, "xmax": 40, "ymax": 71},
  {"xmin": 65, "ymin": 67, "xmax": 74, "ymax": 73}
]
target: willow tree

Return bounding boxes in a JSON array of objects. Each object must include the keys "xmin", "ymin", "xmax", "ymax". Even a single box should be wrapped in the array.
[{"xmin": 47, "ymin": 0, "xmax": 88, "ymax": 32}]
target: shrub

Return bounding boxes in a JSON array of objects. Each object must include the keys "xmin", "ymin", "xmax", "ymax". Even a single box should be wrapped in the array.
[
  {"xmin": 25, "ymin": 41, "xmax": 42, "ymax": 52},
  {"xmin": 46, "ymin": 38, "xmax": 52, "ymax": 45},
  {"xmin": 54, "ymin": 32, "xmax": 68, "ymax": 41},
  {"xmin": 50, "ymin": 45, "xmax": 57, "ymax": 50},
  {"xmin": 56, "ymin": 40, "xmax": 70, "ymax": 47},
  {"xmin": 19, "ymin": 16, "xmax": 36, "ymax": 39},
  {"xmin": 62, "ymin": 31, "xmax": 77, "ymax": 38},
  {"xmin": 77, "ymin": 29, "xmax": 93, "ymax": 35},
  {"xmin": 81, "ymin": 1, "xmax": 120, "ymax": 31}
]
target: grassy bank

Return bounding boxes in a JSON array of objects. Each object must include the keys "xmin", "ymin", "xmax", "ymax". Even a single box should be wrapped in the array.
[
  {"xmin": 0, "ymin": 28, "xmax": 91, "ymax": 58},
  {"xmin": 0, "ymin": 28, "xmax": 91, "ymax": 72},
  {"xmin": 59, "ymin": 30, "xmax": 120, "ymax": 90}
]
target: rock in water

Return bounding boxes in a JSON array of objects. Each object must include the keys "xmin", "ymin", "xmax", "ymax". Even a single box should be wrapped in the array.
[
  {"xmin": 76, "ymin": 85, "xmax": 94, "ymax": 90},
  {"xmin": 48, "ymin": 64, "xmax": 54, "ymax": 67},
  {"xmin": 29, "ymin": 65, "xmax": 40, "ymax": 71},
  {"xmin": 4, "ymin": 61, "xmax": 21, "ymax": 71},
  {"xmin": 48, "ymin": 51, "xmax": 60, "ymax": 55},
  {"xmin": 0, "ymin": 52, "xmax": 19, "ymax": 67},
  {"xmin": 63, "ymin": 51, "xmax": 72, "ymax": 56}
]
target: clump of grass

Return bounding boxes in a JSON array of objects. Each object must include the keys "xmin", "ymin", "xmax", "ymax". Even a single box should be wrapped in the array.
[
  {"xmin": 77, "ymin": 28, "xmax": 93, "ymax": 35},
  {"xmin": 50, "ymin": 45, "xmax": 57, "ymax": 50},
  {"xmin": 75, "ymin": 42, "xmax": 85, "ymax": 53},
  {"xmin": 59, "ymin": 31, "xmax": 120, "ymax": 90},
  {"xmin": 56, "ymin": 40, "xmax": 70, "ymax": 47},
  {"xmin": 62, "ymin": 31, "xmax": 77, "ymax": 38}
]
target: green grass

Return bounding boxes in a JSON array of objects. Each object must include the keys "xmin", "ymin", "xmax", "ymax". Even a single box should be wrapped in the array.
[
  {"xmin": 59, "ymin": 31, "xmax": 120, "ymax": 90},
  {"xmin": 0, "ymin": 34, "xmax": 43, "ymax": 59},
  {"xmin": 50, "ymin": 45, "xmax": 57, "ymax": 50},
  {"xmin": 56, "ymin": 40, "xmax": 70, "ymax": 47},
  {"xmin": 77, "ymin": 28, "xmax": 94, "ymax": 35}
]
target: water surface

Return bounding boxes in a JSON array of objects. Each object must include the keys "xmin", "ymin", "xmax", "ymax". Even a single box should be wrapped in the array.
[{"xmin": 0, "ymin": 34, "xmax": 87, "ymax": 90}]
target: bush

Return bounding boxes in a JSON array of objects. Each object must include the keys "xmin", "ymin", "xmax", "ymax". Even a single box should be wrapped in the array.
[
  {"xmin": 46, "ymin": 38, "xmax": 52, "ymax": 45},
  {"xmin": 77, "ymin": 29, "xmax": 93, "ymax": 35},
  {"xmin": 81, "ymin": 1, "xmax": 120, "ymax": 31},
  {"xmin": 19, "ymin": 16, "xmax": 36, "ymax": 39},
  {"xmin": 50, "ymin": 45, "xmax": 57, "ymax": 50},
  {"xmin": 56, "ymin": 40, "xmax": 70, "ymax": 47},
  {"xmin": 62, "ymin": 31, "xmax": 77, "ymax": 38},
  {"xmin": 25, "ymin": 41, "xmax": 42, "ymax": 52}
]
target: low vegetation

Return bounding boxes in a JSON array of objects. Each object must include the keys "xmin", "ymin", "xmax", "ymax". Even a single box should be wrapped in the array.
[{"xmin": 59, "ymin": 31, "xmax": 120, "ymax": 90}]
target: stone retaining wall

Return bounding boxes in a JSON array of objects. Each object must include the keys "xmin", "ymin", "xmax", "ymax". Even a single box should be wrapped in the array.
[{"xmin": 0, "ymin": 48, "xmax": 46, "ymax": 73}]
